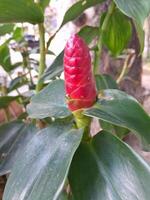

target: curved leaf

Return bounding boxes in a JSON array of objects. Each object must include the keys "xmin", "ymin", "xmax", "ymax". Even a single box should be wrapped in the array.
[
  {"xmin": 69, "ymin": 131, "xmax": 150, "ymax": 200},
  {"xmin": 84, "ymin": 89, "xmax": 150, "ymax": 150},
  {"xmin": 114, "ymin": 0, "xmax": 150, "ymax": 26},
  {"xmin": 27, "ymin": 80, "xmax": 71, "ymax": 119},
  {"xmin": 0, "ymin": 0, "xmax": 43, "ymax": 24},
  {"xmin": 102, "ymin": 9, "xmax": 132, "ymax": 55},
  {"xmin": 3, "ymin": 123, "xmax": 83, "ymax": 200}
]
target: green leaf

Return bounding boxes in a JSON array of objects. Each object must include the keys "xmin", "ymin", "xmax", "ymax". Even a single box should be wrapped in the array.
[
  {"xmin": 114, "ymin": 0, "xmax": 150, "ymax": 26},
  {"xmin": 78, "ymin": 26, "xmax": 99, "ymax": 44},
  {"xmin": 12, "ymin": 27, "xmax": 23, "ymax": 41},
  {"xmin": 95, "ymin": 74, "xmax": 118, "ymax": 91},
  {"xmin": 69, "ymin": 131, "xmax": 150, "ymax": 200},
  {"xmin": 8, "ymin": 76, "xmax": 28, "ymax": 92},
  {"xmin": 27, "ymin": 80, "xmax": 71, "ymax": 119},
  {"xmin": 0, "ymin": 96, "xmax": 19, "ymax": 108},
  {"xmin": 3, "ymin": 123, "xmax": 83, "ymax": 200},
  {"xmin": 102, "ymin": 9, "xmax": 132, "ymax": 55},
  {"xmin": 84, "ymin": 89, "xmax": 150, "ymax": 150},
  {"xmin": 0, "ymin": 121, "xmax": 37, "ymax": 175},
  {"xmin": 133, "ymin": 20, "xmax": 145, "ymax": 53},
  {"xmin": 0, "ymin": 0, "xmax": 43, "ymax": 24},
  {"xmin": 0, "ymin": 43, "xmax": 12, "ymax": 72},
  {"xmin": 0, "ymin": 24, "xmax": 14, "ymax": 36},
  {"xmin": 61, "ymin": 0, "xmax": 105, "ymax": 27},
  {"xmin": 42, "ymin": 51, "xmax": 64, "ymax": 81},
  {"xmin": 95, "ymin": 75, "xmax": 129, "ymax": 138},
  {"xmin": 39, "ymin": 0, "xmax": 51, "ymax": 10}
]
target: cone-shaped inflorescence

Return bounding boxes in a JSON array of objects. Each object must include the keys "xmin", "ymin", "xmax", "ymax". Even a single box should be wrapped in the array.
[{"xmin": 64, "ymin": 34, "xmax": 97, "ymax": 111}]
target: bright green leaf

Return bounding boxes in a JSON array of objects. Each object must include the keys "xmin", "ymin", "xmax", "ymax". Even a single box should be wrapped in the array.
[
  {"xmin": 3, "ymin": 123, "xmax": 83, "ymax": 200},
  {"xmin": 84, "ymin": 89, "xmax": 150, "ymax": 150},
  {"xmin": 27, "ymin": 80, "xmax": 71, "ymax": 119},
  {"xmin": 0, "ymin": 43, "xmax": 12, "ymax": 72},
  {"xmin": 102, "ymin": 9, "xmax": 132, "ymax": 56},
  {"xmin": 0, "ymin": 0, "xmax": 43, "ymax": 24},
  {"xmin": 69, "ymin": 131, "xmax": 150, "ymax": 200}
]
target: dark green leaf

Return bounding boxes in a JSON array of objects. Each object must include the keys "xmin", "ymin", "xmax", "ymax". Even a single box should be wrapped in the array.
[
  {"xmin": 8, "ymin": 76, "xmax": 28, "ymax": 92},
  {"xmin": 69, "ymin": 131, "xmax": 150, "ymax": 200},
  {"xmin": 114, "ymin": 0, "xmax": 150, "ymax": 26},
  {"xmin": 0, "ymin": 43, "xmax": 12, "ymax": 72},
  {"xmin": 102, "ymin": 9, "xmax": 132, "ymax": 55},
  {"xmin": 0, "ymin": 96, "xmax": 19, "ymax": 108},
  {"xmin": 0, "ymin": 0, "xmax": 43, "ymax": 24},
  {"xmin": 42, "ymin": 51, "xmax": 64, "ymax": 81},
  {"xmin": 3, "ymin": 123, "xmax": 83, "ymax": 200},
  {"xmin": 78, "ymin": 26, "xmax": 99, "ymax": 44},
  {"xmin": 61, "ymin": 0, "xmax": 105, "ymax": 27},
  {"xmin": 95, "ymin": 75, "xmax": 129, "ymax": 138},
  {"xmin": 84, "ymin": 89, "xmax": 150, "ymax": 150},
  {"xmin": 95, "ymin": 74, "xmax": 118, "ymax": 91},
  {"xmin": 0, "ymin": 24, "xmax": 14, "ymax": 36},
  {"xmin": 0, "ymin": 121, "xmax": 37, "ymax": 175},
  {"xmin": 27, "ymin": 80, "xmax": 71, "ymax": 119}
]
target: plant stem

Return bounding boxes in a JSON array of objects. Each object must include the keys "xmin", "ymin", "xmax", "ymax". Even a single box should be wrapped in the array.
[
  {"xmin": 36, "ymin": 23, "xmax": 46, "ymax": 92},
  {"xmin": 94, "ymin": 1, "xmax": 115, "ymax": 74}
]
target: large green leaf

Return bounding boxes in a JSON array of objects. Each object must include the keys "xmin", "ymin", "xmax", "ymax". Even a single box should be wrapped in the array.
[
  {"xmin": 0, "ymin": 24, "xmax": 14, "ymax": 36},
  {"xmin": 3, "ymin": 123, "xmax": 83, "ymax": 200},
  {"xmin": 114, "ymin": 0, "xmax": 150, "ymax": 26},
  {"xmin": 27, "ymin": 80, "xmax": 71, "ymax": 119},
  {"xmin": 69, "ymin": 131, "xmax": 150, "ymax": 200},
  {"xmin": 0, "ymin": 121, "xmax": 37, "ymax": 175},
  {"xmin": 0, "ymin": 0, "xmax": 43, "ymax": 24},
  {"xmin": 61, "ymin": 0, "xmax": 105, "ymax": 27},
  {"xmin": 102, "ymin": 9, "xmax": 132, "ymax": 55},
  {"xmin": 84, "ymin": 89, "xmax": 150, "ymax": 150},
  {"xmin": 95, "ymin": 75, "xmax": 129, "ymax": 138}
]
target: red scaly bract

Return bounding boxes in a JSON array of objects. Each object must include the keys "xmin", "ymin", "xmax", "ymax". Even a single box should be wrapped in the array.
[{"xmin": 64, "ymin": 34, "xmax": 97, "ymax": 111}]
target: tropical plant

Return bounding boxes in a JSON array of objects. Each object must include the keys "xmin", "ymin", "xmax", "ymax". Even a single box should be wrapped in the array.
[{"xmin": 0, "ymin": 0, "xmax": 150, "ymax": 199}]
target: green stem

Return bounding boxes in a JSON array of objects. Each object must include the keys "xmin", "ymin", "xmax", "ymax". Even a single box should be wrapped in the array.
[
  {"xmin": 94, "ymin": 1, "xmax": 115, "ymax": 74},
  {"xmin": 36, "ymin": 23, "xmax": 46, "ymax": 92},
  {"xmin": 73, "ymin": 110, "xmax": 91, "ymax": 141}
]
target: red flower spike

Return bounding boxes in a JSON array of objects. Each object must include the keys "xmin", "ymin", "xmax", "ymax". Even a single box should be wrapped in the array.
[{"xmin": 64, "ymin": 34, "xmax": 97, "ymax": 111}]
